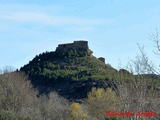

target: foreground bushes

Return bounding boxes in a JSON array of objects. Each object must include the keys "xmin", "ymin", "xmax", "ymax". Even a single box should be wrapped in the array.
[
  {"xmin": 0, "ymin": 109, "xmax": 34, "ymax": 120},
  {"xmin": 0, "ymin": 72, "xmax": 38, "ymax": 118},
  {"xmin": 0, "ymin": 72, "xmax": 69, "ymax": 119},
  {"xmin": 86, "ymin": 87, "xmax": 120, "ymax": 119},
  {"xmin": 0, "ymin": 71, "xmax": 159, "ymax": 120}
]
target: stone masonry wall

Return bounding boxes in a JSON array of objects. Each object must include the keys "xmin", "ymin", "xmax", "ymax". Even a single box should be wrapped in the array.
[{"xmin": 56, "ymin": 40, "xmax": 89, "ymax": 52}]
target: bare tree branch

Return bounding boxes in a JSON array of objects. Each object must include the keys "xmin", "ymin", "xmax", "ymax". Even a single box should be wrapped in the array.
[{"xmin": 150, "ymin": 29, "xmax": 160, "ymax": 56}]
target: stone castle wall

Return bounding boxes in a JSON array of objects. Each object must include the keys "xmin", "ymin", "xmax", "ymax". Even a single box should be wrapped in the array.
[
  {"xmin": 98, "ymin": 57, "xmax": 105, "ymax": 63},
  {"xmin": 56, "ymin": 41, "xmax": 89, "ymax": 52},
  {"xmin": 73, "ymin": 41, "xmax": 88, "ymax": 50}
]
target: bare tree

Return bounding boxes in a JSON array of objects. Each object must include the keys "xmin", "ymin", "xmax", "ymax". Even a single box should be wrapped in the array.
[
  {"xmin": 0, "ymin": 70, "xmax": 42, "ymax": 120},
  {"xmin": 111, "ymin": 29, "xmax": 160, "ymax": 120},
  {"xmin": 150, "ymin": 29, "xmax": 160, "ymax": 56},
  {"xmin": 113, "ymin": 73, "xmax": 160, "ymax": 120}
]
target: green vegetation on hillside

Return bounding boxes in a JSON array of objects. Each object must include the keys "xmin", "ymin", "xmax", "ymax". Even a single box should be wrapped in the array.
[{"xmin": 20, "ymin": 50, "xmax": 117, "ymax": 85}]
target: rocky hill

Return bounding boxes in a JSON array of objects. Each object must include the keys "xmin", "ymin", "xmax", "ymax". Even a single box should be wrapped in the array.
[{"xmin": 20, "ymin": 41, "xmax": 121, "ymax": 100}]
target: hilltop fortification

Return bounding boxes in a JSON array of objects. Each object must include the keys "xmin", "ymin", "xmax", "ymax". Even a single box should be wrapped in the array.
[{"xmin": 55, "ymin": 40, "xmax": 93, "ymax": 56}]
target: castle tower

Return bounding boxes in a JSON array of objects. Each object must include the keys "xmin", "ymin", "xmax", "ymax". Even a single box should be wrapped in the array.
[
  {"xmin": 98, "ymin": 57, "xmax": 105, "ymax": 63},
  {"xmin": 73, "ymin": 41, "xmax": 88, "ymax": 50}
]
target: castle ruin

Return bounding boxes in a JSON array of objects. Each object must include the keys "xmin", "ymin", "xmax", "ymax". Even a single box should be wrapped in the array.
[
  {"xmin": 55, "ymin": 40, "xmax": 93, "ymax": 55},
  {"xmin": 55, "ymin": 41, "xmax": 106, "ymax": 63},
  {"xmin": 98, "ymin": 57, "xmax": 105, "ymax": 63}
]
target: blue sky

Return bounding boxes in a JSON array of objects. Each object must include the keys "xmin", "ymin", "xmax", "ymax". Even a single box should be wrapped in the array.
[{"xmin": 0, "ymin": 0, "xmax": 160, "ymax": 70}]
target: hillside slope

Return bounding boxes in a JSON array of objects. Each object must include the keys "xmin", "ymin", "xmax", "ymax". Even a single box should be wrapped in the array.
[{"xmin": 20, "ymin": 49, "xmax": 119, "ymax": 100}]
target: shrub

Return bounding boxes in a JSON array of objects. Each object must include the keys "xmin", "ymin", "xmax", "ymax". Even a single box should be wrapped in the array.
[
  {"xmin": 37, "ymin": 92, "xmax": 70, "ymax": 120},
  {"xmin": 0, "ymin": 109, "xmax": 35, "ymax": 120},
  {"xmin": 87, "ymin": 87, "xmax": 120, "ymax": 119},
  {"xmin": 105, "ymin": 116, "xmax": 124, "ymax": 120},
  {"xmin": 0, "ymin": 72, "xmax": 38, "ymax": 118},
  {"xmin": 70, "ymin": 102, "xmax": 89, "ymax": 120}
]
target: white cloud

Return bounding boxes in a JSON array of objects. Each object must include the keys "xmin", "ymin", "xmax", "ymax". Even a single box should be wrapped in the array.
[
  {"xmin": 64, "ymin": 26, "xmax": 95, "ymax": 31},
  {"xmin": 0, "ymin": 23, "xmax": 12, "ymax": 30},
  {"xmin": 0, "ymin": 11, "xmax": 116, "ymax": 26}
]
